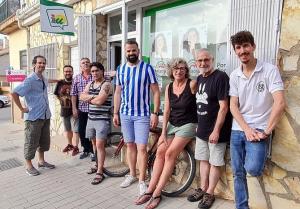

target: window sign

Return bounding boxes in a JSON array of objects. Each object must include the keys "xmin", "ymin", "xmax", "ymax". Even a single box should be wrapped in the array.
[{"xmin": 143, "ymin": 0, "xmax": 229, "ymax": 113}]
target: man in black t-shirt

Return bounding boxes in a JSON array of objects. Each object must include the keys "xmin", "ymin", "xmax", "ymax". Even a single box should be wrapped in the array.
[
  {"xmin": 187, "ymin": 49, "xmax": 232, "ymax": 209},
  {"xmin": 54, "ymin": 65, "xmax": 79, "ymax": 156}
]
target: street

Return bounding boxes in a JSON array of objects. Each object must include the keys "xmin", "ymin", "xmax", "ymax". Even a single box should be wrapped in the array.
[{"xmin": 0, "ymin": 103, "xmax": 234, "ymax": 209}]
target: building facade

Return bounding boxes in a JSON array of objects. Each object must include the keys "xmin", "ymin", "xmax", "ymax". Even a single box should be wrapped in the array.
[{"xmin": 0, "ymin": 0, "xmax": 299, "ymax": 208}]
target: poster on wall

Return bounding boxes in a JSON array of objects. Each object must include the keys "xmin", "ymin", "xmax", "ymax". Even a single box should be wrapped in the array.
[
  {"xmin": 179, "ymin": 25, "xmax": 207, "ymax": 76},
  {"xmin": 150, "ymin": 31, "xmax": 172, "ymax": 77},
  {"xmin": 215, "ymin": 42, "xmax": 227, "ymax": 72}
]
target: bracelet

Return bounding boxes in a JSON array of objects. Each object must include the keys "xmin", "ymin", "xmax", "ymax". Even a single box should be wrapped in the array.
[{"xmin": 113, "ymin": 112, "xmax": 119, "ymax": 115}]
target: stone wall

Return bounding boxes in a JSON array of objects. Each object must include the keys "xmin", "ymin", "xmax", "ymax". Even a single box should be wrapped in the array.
[
  {"xmin": 96, "ymin": 15, "xmax": 108, "ymax": 69},
  {"xmin": 198, "ymin": 1, "xmax": 300, "ymax": 208}
]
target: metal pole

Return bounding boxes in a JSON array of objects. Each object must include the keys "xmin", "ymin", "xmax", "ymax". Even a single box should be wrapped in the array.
[{"xmin": 121, "ymin": 0, "xmax": 128, "ymax": 65}]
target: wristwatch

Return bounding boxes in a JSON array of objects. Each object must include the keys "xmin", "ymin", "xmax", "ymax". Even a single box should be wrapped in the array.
[{"xmin": 152, "ymin": 112, "xmax": 160, "ymax": 116}]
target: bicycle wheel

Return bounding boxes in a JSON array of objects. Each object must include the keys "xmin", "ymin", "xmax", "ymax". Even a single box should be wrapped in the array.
[
  {"xmin": 103, "ymin": 132, "xmax": 130, "ymax": 177},
  {"xmin": 148, "ymin": 145, "xmax": 196, "ymax": 197}
]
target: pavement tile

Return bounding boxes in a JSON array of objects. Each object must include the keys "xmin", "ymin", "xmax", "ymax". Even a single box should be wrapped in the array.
[{"xmin": 0, "ymin": 121, "xmax": 235, "ymax": 209}]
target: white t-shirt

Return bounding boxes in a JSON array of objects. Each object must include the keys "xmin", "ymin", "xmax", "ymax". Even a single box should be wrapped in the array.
[{"xmin": 229, "ymin": 60, "xmax": 284, "ymax": 131}]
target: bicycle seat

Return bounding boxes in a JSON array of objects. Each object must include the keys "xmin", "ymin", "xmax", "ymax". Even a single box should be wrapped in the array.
[{"xmin": 150, "ymin": 127, "xmax": 162, "ymax": 134}]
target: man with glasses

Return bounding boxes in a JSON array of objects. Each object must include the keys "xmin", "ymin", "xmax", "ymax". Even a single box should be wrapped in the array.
[
  {"xmin": 113, "ymin": 40, "xmax": 160, "ymax": 196},
  {"xmin": 187, "ymin": 49, "xmax": 232, "ymax": 209},
  {"xmin": 54, "ymin": 65, "xmax": 79, "ymax": 156},
  {"xmin": 11, "ymin": 55, "xmax": 55, "ymax": 176},
  {"xmin": 70, "ymin": 57, "xmax": 94, "ymax": 160}
]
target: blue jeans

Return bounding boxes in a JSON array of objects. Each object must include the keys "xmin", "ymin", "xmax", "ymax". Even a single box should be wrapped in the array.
[{"xmin": 230, "ymin": 130, "xmax": 268, "ymax": 209}]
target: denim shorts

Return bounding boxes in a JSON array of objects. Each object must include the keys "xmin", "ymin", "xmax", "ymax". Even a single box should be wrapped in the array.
[
  {"xmin": 167, "ymin": 123, "xmax": 197, "ymax": 138},
  {"xmin": 85, "ymin": 119, "xmax": 110, "ymax": 140},
  {"xmin": 120, "ymin": 114, "xmax": 150, "ymax": 145},
  {"xmin": 195, "ymin": 137, "xmax": 227, "ymax": 166},
  {"xmin": 62, "ymin": 116, "xmax": 79, "ymax": 132}
]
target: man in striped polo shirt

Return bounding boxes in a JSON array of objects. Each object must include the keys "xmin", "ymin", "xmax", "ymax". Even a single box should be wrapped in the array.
[{"xmin": 113, "ymin": 40, "xmax": 160, "ymax": 197}]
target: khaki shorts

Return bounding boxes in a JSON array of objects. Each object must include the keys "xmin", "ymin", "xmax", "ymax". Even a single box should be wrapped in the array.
[
  {"xmin": 62, "ymin": 116, "xmax": 79, "ymax": 132},
  {"xmin": 195, "ymin": 137, "xmax": 227, "ymax": 166},
  {"xmin": 24, "ymin": 119, "xmax": 50, "ymax": 160},
  {"xmin": 167, "ymin": 123, "xmax": 197, "ymax": 138}
]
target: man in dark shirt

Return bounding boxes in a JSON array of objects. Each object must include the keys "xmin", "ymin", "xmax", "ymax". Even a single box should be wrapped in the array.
[
  {"xmin": 187, "ymin": 49, "xmax": 232, "ymax": 209},
  {"xmin": 54, "ymin": 65, "xmax": 79, "ymax": 156}
]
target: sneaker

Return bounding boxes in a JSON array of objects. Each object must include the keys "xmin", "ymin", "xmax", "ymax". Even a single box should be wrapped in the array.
[
  {"xmin": 26, "ymin": 167, "xmax": 40, "ymax": 176},
  {"xmin": 62, "ymin": 144, "xmax": 74, "ymax": 152},
  {"xmin": 38, "ymin": 162, "xmax": 55, "ymax": 169},
  {"xmin": 72, "ymin": 146, "xmax": 79, "ymax": 156},
  {"xmin": 138, "ymin": 181, "xmax": 148, "ymax": 195},
  {"xmin": 120, "ymin": 175, "xmax": 138, "ymax": 188},
  {"xmin": 198, "ymin": 193, "xmax": 215, "ymax": 209},
  {"xmin": 79, "ymin": 152, "xmax": 89, "ymax": 159},
  {"xmin": 90, "ymin": 153, "xmax": 96, "ymax": 162},
  {"xmin": 187, "ymin": 188, "xmax": 206, "ymax": 202}
]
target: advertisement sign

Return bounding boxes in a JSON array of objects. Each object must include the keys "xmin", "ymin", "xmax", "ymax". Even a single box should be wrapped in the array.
[
  {"xmin": 6, "ymin": 70, "xmax": 26, "ymax": 82},
  {"xmin": 40, "ymin": 0, "xmax": 75, "ymax": 36}
]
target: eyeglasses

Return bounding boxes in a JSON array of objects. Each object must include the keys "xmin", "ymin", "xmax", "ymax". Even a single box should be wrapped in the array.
[{"xmin": 173, "ymin": 67, "xmax": 186, "ymax": 72}]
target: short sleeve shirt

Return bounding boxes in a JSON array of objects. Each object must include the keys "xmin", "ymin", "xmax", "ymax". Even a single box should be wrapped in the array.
[
  {"xmin": 229, "ymin": 60, "xmax": 284, "ymax": 130},
  {"xmin": 116, "ymin": 61, "xmax": 158, "ymax": 116},
  {"xmin": 54, "ymin": 79, "xmax": 73, "ymax": 117},
  {"xmin": 70, "ymin": 73, "xmax": 92, "ymax": 112},
  {"xmin": 196, "ymin": 70, "xmax": 232, "ymax": 142},
  {"xmin": 13, "ymin": 72, "xmax": 51, "ymax": 121}
]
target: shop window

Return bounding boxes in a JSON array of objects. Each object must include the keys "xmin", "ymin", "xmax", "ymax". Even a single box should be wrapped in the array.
[
  {"xmin": 142, "ymin": 0, "xmax": 229, "ymax": 112},
  {"xmin": 109, "ymin": 11, "xmax": 136, "ymax": 36}
]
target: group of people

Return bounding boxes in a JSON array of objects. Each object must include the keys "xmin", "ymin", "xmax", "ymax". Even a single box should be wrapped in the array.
[{"xmin": 11, "ymin": 30, "xmax": 285, "ymax": 209}]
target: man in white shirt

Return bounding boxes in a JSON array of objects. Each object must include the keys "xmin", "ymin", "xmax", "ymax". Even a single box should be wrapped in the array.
[{"xmin": 229, "ymin": 31, "xmax": 286, "ymax": 209}]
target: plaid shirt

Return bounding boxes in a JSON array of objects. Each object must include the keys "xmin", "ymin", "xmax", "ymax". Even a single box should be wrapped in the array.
[{"xmin": 70, "ymin": 73, "xmax": 92, "ymax": 112}]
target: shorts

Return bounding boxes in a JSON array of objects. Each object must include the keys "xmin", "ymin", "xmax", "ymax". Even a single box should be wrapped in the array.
[
  {"xmin": 120, "ymin": 114, "xmax": 150, "ymax": 145},
  {"xmin": 24, "ymin": 119, "xmax": 51, "ymax": 160},
  {"xmin": 85, "ymin": 119, "xmax": 110, "ymax": 140},
  {"xmin": 167, "ymin": 123, "xmax": 197, "ymax": 138},
  {"xmin": 62, "ymin": 116, "xmax": 79, "ymax": 132},
  {"xmin": 195, "ymin": 137, "xmax": 227, "ymax": 166}
]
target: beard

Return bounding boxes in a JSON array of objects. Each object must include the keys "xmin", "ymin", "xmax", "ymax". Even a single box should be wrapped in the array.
[
  {"xmin": 65, "ymin": 76, "xmax": 72, "ymax": 82},
  {"xmin": 198, "ymin": 67, "xmax": 210, "ymax": 75},
  {"xmin": 127, "ymin": 55, "xmax": 138, "ymax": 64}
]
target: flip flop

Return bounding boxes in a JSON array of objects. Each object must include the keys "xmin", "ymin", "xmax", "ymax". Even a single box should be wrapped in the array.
[
  {"xmin": 87, "ymin": 166, "xmax": 97, "ymax": 174},
  {"xmin": 145, "ymin": 195, "xmax": 162, "ymax": 209},
  {"xmin": 91, "ymin": 173, "xmax": 105, "ymax": 185},
  {"xmin": 135, "ymin": 192, "xmax": 153, "ymax": 205}
]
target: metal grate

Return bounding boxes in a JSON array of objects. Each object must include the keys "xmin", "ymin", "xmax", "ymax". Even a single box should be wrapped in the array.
[{"xmin": 0, "ymin": 158, "xmax": 23, "ymax": 172}]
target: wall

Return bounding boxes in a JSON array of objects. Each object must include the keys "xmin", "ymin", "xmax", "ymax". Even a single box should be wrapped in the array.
[{"xmin": 193, "ymin": 1, "xmax": 300, "ymax": 208}]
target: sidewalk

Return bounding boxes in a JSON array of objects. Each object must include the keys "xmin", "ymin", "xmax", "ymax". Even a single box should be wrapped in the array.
[{"xmin": 0, "ymin": 122, "xmax": 235, "ymax": 209}]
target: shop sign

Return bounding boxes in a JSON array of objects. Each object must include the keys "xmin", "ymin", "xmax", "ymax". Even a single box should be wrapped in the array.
[{"xmin": 6, "ymin": 69, "xmax": 26, "ymax": 82}]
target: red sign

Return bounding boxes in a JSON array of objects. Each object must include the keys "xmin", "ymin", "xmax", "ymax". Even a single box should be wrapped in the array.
[{"xmin": 6, "ymin": 70, "xmax": 26, "ymax": 82}]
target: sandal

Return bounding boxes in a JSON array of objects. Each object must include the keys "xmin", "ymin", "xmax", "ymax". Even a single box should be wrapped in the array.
[
  {"xmin": 145, "ymin": 195, "xmax": 162, "ymax": 209},
  {"xmin": 91, "ymin": 173, "xmax": 105, "ymax": 185},
  {"xmin": 87, "ymin": 166, "xmax": 97, "ymax": 174},
  {"xmin": 135, "ymin": 192, "xmax": 153, "ymax": 205}
]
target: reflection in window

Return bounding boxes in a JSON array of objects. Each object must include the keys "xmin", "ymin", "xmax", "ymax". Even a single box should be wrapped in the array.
[{"xmin": 109, "ymin": 11, "xmax": 136, "ymax": 36}]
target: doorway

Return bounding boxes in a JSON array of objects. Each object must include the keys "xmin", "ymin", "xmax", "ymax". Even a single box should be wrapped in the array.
[{"xmin": 109, "ymin": 42, "xmax": 121, "ymax": 71}]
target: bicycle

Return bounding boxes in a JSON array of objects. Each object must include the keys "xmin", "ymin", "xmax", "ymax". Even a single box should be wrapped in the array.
[{"xmin": 103, "ymin": 127, "xmax": 196, "ymax": 197}]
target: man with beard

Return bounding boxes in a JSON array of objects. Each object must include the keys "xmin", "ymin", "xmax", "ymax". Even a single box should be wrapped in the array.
[
  {"xmin": 11, "ymin": 55, "xmax": 55, "ymax": 176},
  {"xmin": 229, "ymin": 31, "xmax": 285, "ymax": 209},
  {"xmin": 70, "ymin": 58, "xmax": 94, "ymax": 160},
  {"xmin": 54, "ymin": 65, "xmax": 79, "ymax": 156},
  {"xmin": 113, "ymin": 40, "xmax": 160, "ymax": 197},
  {"xmin": 187, "ymin": 49, "xmax": 232, "ymax": 209}
]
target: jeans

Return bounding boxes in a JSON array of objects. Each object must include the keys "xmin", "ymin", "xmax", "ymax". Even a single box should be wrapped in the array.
[
  {"xmin": 78, "ymin": 111, "xmax": 93, "ymax": 153},
  {"xmin": 230, "ymin": 130, "xmax": 268, "ymax": 209}
]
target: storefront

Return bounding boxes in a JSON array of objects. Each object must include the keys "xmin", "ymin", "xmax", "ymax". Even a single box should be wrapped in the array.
[{"xmin": 94, "ymin": 0, "xmax": 281, "ymax": 113}]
